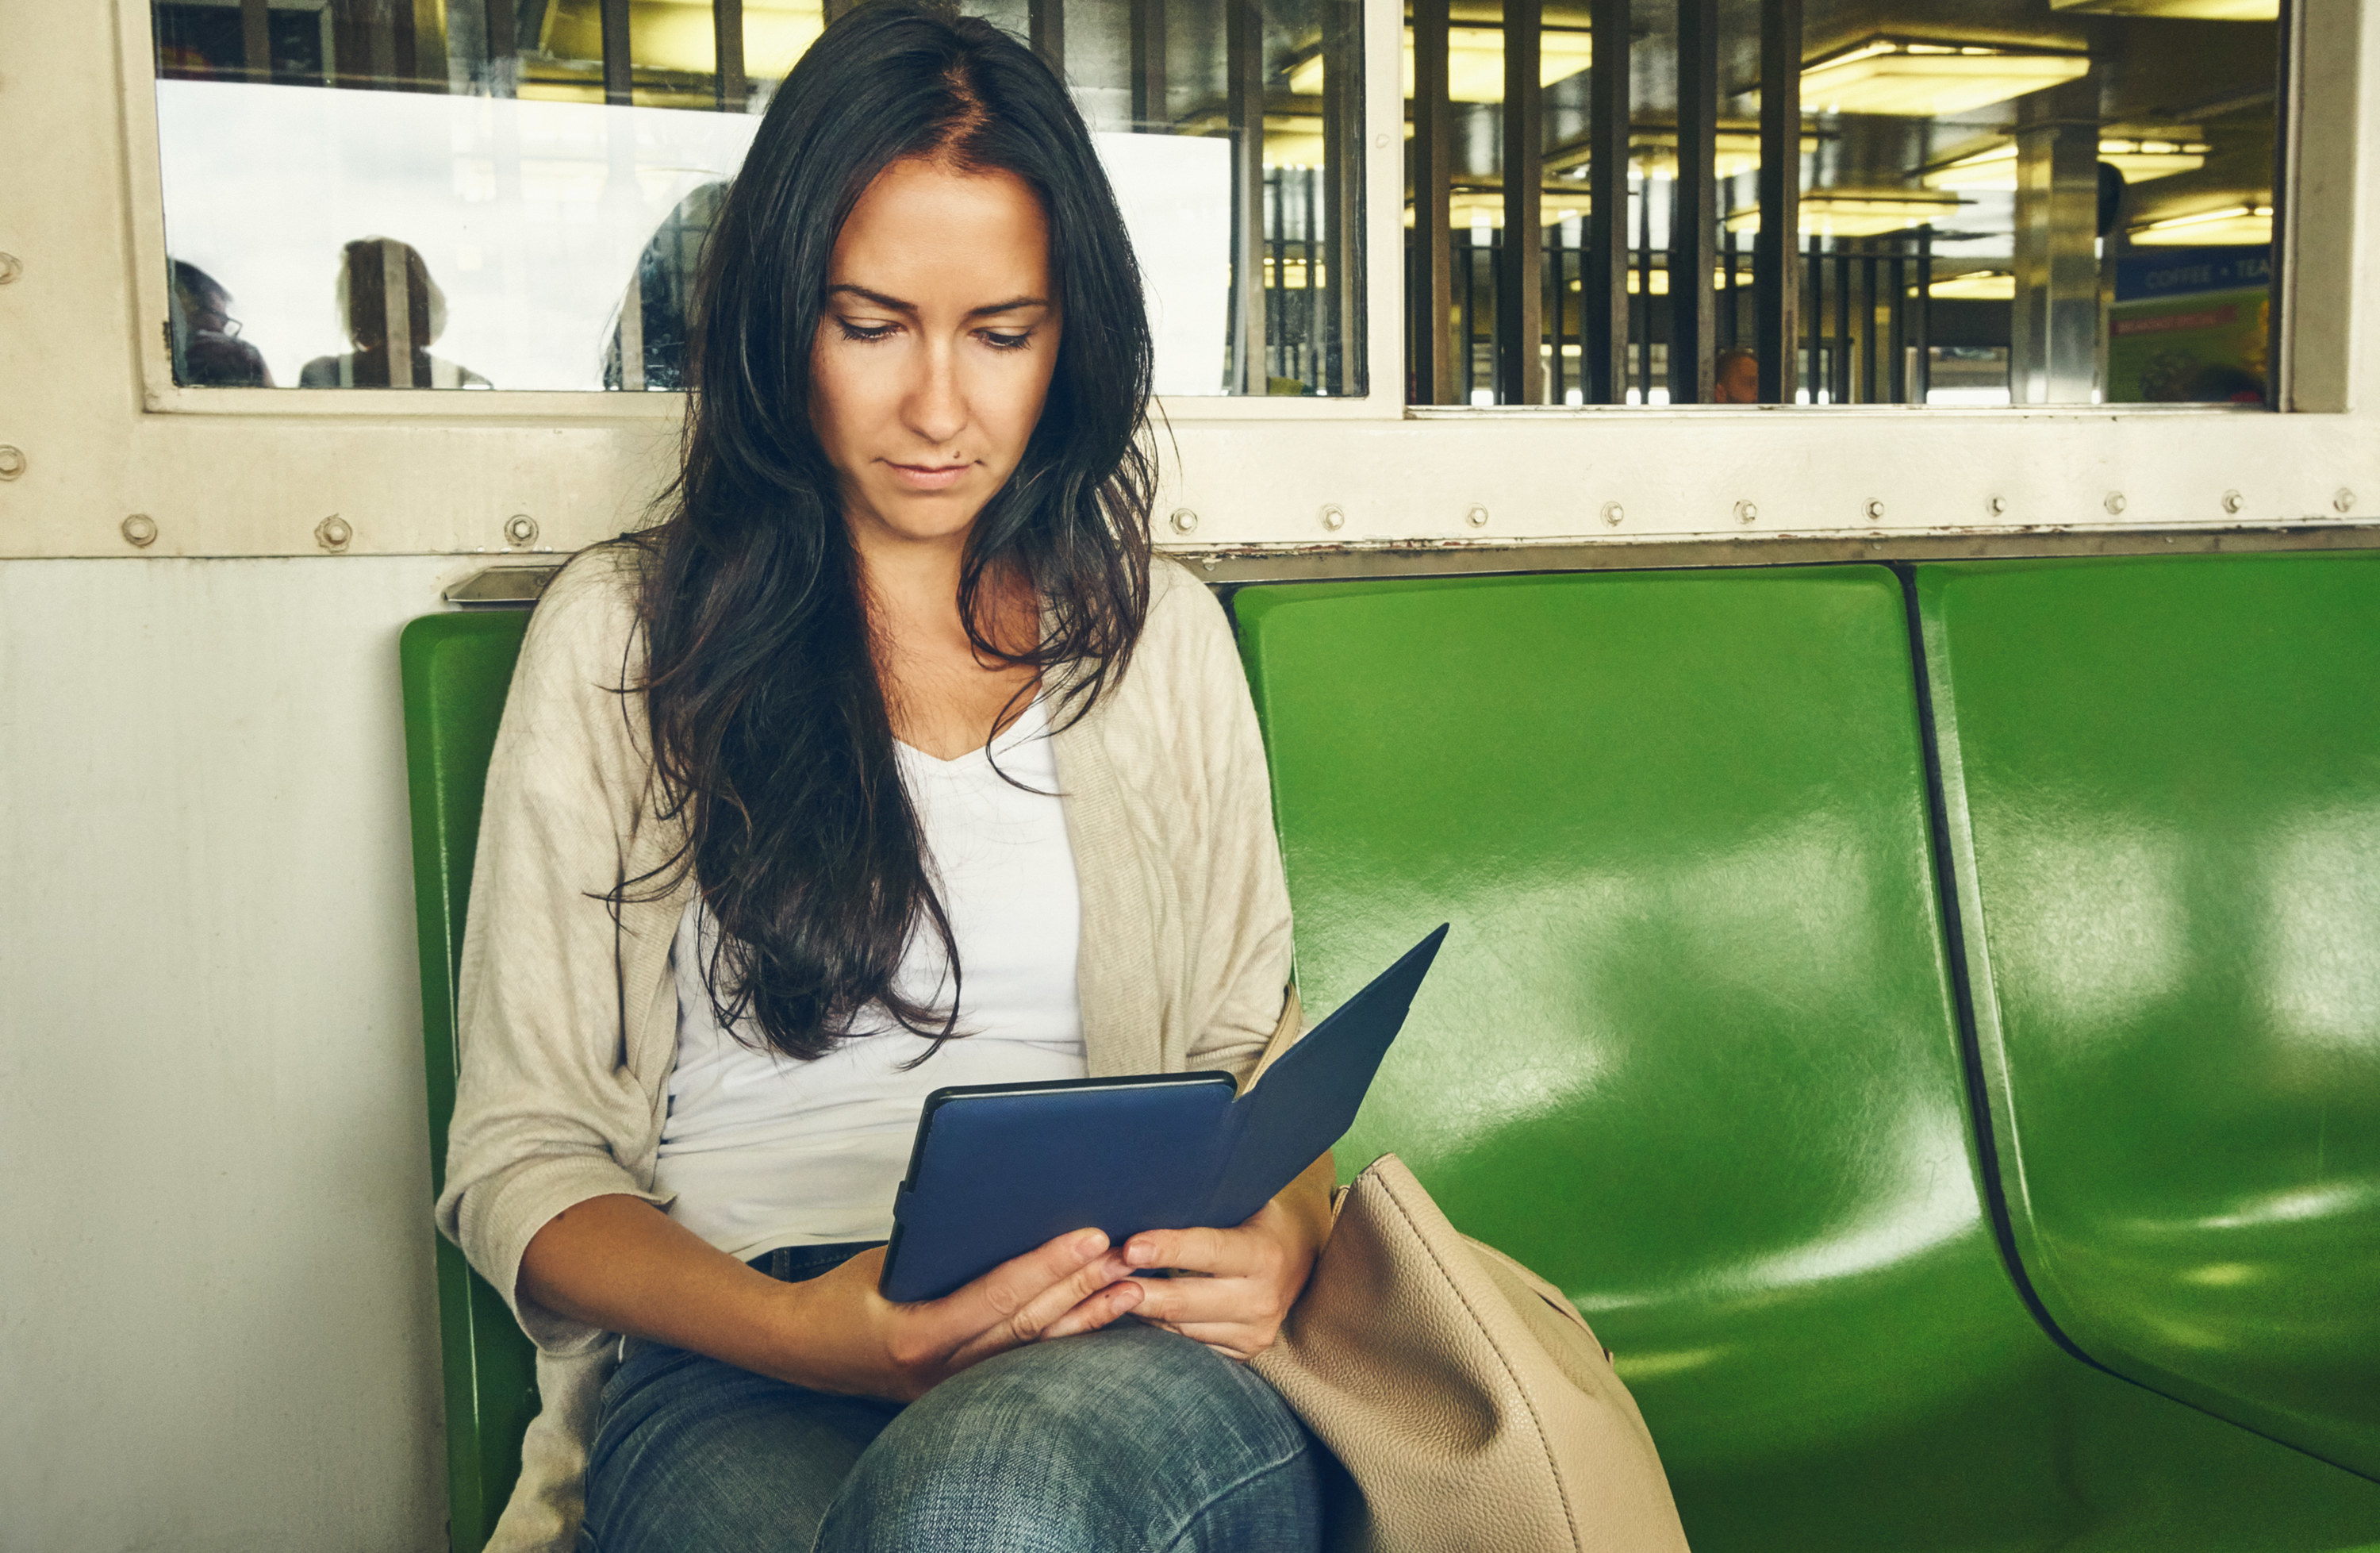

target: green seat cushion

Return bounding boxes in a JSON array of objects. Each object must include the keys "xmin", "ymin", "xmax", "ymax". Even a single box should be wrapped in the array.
[
  {"xmin": 1917, "ymin": 552, "xmax": 2380, "ymax": 1481},
  {"xmin": 1234, "ymin": 565, "xmax": 2380, "ymax": 1550},
  {"xmin": 400, "ymin": 609, "xmax": 539, "ymax": 1552}
]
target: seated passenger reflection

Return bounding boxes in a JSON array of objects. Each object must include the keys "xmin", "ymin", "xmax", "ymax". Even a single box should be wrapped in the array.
[
  {"xmin": 603, "ymin": 183, "xmax": 727, "ymax": 391},
  {"xmin": 299, "ymin": 237, "xmax": 491, "ymax": 390},
  {"xmin": 1712, "ymin": 346, "xmax": 1759, "ymax": 405},
  {"xmin": 168, "ymin": 260, "xmax": 273, "ymax": 387}
]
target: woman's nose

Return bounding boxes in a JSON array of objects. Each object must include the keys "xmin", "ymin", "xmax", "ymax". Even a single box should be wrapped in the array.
[{"xmin": 904, "ymin": 346, "xmax": 967, "ymax": 448}]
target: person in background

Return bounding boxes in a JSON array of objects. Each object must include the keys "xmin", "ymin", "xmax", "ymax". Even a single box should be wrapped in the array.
[
  {"xmin": 299, "ymin": 237, "xmax": 490, "ymax": 389},
  {"xmin": 1713, "ymin": 345, "xmax": 1760, "ymax": 404},
  {"xmin": 167, "ymin": 260, "xmax": 272, "ymax": 387}
]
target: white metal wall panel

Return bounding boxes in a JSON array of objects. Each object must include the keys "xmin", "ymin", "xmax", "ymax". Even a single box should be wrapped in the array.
[{"xmin": 0, "ymin": 555, "xmax": 459, "ymax": 1553}]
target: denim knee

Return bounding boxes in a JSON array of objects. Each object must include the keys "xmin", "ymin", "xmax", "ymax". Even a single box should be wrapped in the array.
[{"xmin": 816, "ymin": 1321, "xmax": 1324, "ymax": 1553}]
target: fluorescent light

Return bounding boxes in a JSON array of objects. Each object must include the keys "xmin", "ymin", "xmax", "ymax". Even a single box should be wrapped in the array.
[
  {"xmin": 1923, "ymin": 270, "xmax": 2016, "ymax": 300},
  {"xmin": 1292, "ymin": 27, "xmax": 1594, "ymax": 102},
  {"xmin": 1565, "ymin": 268, "xmax": 1735, "ymax": 297},
  {"xmin": 1415, "ymin": 187, "xmax": 1595, "ymax": 227},
  {"xmin": 1783, "ymin": 38, "xmax": 2092, "ymax": 118},
  {"xmin": 1725, "ymin": 191, "xmax": 1965, "ymax": 237},
  {"xmin": 2049, "ymin": 0, "xmax": 2276, "ymax": 18},
  {"xmin": 1923, "ymin": 136, "xmax": 2209, "ymax": 189},
  {"xmin": 2129, "ymin": 203, "xmax": 2273, "ymax": 245}
]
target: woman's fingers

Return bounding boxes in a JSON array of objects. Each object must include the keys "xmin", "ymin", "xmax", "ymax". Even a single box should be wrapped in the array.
[
  {"xmin": 1035, "ymin": 1276, "xmax": 1145, "ymax": 1343},
  {"xmin": 930, "ymin": 1229, "xmax": 1138, "ymax": 1368},
  {"xmin": 1125, "ymin": 1267, "xmax": 1280, "ymax": 1329},
  {"xmin": 1123, "ymin": 1222, "xmax": 1272, "ymax": 1278}
]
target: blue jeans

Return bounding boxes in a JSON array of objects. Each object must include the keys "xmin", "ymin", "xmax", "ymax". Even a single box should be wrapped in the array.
[{"xmin": 580, "ymin": 1241, "xmax": 1327, "ymax": 1553}]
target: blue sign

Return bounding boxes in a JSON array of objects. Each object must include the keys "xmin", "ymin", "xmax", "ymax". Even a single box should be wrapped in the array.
[{"xmin": 2114, "ymin": 245, "xmax": 2272, "ymax": 303}]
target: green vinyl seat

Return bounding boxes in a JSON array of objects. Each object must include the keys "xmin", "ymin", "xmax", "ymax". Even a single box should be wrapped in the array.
[
  {"xmin": 1917, "ymin": 552, "xmax": 2380, "ymax": 1482},
  {"xmin": 1232, "ymin": 565, "xmax": 2380, "ymax": 1553},
  {"xmin": 400, "ymin": 609, "xmax": 538, "ymax": 1553}
]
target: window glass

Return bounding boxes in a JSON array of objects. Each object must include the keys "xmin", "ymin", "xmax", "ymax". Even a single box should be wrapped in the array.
[
  {"xmin": 1405, "ymin": 0, "xmax": 2284, "ymax": 406},
  {"xmin": 149, "ymin": 0, "xmax": 1364, "ymax": 396}
]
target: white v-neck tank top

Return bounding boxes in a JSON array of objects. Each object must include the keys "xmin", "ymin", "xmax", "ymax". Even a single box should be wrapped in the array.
[{"xmin": 653, "ymin": 698, "xmax": 1088, "ymax": 1259}]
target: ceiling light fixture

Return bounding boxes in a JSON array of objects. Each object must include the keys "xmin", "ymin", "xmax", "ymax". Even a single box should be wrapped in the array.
[
  {"xmin": 2129, "ymin": 203, "xmax": 2274, "ymax": 246},
  {"xmin": 1725, "ymin": 190, "xmax": 1966, "ymax": 237},
  {"xmin": 1292, "ymin": 26, "xmax": 1595, "ymax": 103},
  {"xmin": 1747, "ymin": 37, "xmax": 2091, "ymax": 119},
  {"xmin": 1923, "ymin": 136, "xmax": 2210, "ymax": 189},
  {"xmin": 2048, "ymin": 0, "xmax": 2275, "ymax": 19}
]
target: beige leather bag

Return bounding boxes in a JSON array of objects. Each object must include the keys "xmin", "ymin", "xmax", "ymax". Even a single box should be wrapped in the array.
[{"xmin": 1246, "ymin": 1026, "xmax": 1691, "ymax": 1551}]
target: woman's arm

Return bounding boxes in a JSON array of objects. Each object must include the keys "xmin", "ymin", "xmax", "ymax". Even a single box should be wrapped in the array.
[{"xmin": 519, "ymin": 1195, "xmax": 1149, "ymax": 1402}]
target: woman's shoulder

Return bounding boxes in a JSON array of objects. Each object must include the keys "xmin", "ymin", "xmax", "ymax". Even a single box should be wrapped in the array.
[
  {"xmin": 523, "ymin": 540, "xmax": 654, "ymax": 685},
  {"xmin": 1141, "ymin": 554, "xmax": 1230, "ymax": 652}
]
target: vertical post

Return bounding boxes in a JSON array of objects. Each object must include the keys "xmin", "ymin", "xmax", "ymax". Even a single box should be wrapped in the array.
[
  {"xmin": 1668, "ymin": 0, "xmax": 1716, "ymax": 402},
  {"xmin": 1911, "ymin": 226, "xmax": 1931, "ymax": 404},
  {"xmin": 1584, "ymin": 0, "xmax": 1629, "ymax": 403},
  {"xmin": 1754, "ymin": 0, "xmax": 1801, "ymax": 403},
  {"xmin": 601, "ymin": 0, "xmax": 632, "ymax": 105},
  {"xmin": 1497, "ymin": 0, "xmax": 1545, "ymax": 404},
  {"xmin": 1130, "ymin": 0, "xmax": 1167, "ymax": 125},
  {"xmin": 1636, "ymin": 169, "xmax": 1652, "ymax": 399},
  {"xmin": 1833, "ymin": 248, "xmax": 1850, "ymax": 402},
  {"xmin": 1319, "ymin": 0, "xmax": 1362, "ymax": 394},
  {"xmin": 1888, "ymin": 251, "xmax": 1906, "ymax": 402},
  {"xmin": 1805, "ymin": 229, "xmax": 1821, "ymax": 402},
  {"xmin": 2264, "ymin": 0, "xmax": 2291, "ymax": 407},
  {"xmin": 1031, "ymin": 0, "xmax": 1065, "ymax": 74},
  {"xmin": 1860, "ymin": 251, "xmax": 1877, "ymax": 402},
  {"xmin": 1226, "ymin": 0, "xmax": 1267, "ymax": 393},
  {"xmin": 2010, "ymin": 74, "xmax": 2099, "ymax": 404},
  {"xmin": 484, "ymin": 0, "xmax": 518, "ymax": 94},
  {"xmin": 1410, "ymin": 0, "xmax": 1454, "ymax": 402},
  {"xmin": 242, "ymin": 0, "xmax": 272, "ymax": 83},
  {"xmin": 715, "ymin": 0, "xmax": 746, "ymax": 110}
]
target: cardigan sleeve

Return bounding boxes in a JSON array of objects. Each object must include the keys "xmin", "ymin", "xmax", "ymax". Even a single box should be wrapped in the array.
[
  {"xmin": 434, "ymin": 547, "xmax": 681, "ymax": 1357},
  {"xmin": 1154, "ymin": 566, "xmax": 1301, "ymax": 1081}
]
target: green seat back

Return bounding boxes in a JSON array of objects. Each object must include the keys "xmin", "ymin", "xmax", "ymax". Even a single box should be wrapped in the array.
[
  {"xmin": 1234, "ymin": 566, "xmax": 2380, "ymax": 1551},
  {"xmin": 400, "ymin": 609, "xmax": 537, "ymax": 1553},
  {"xmin": 1917, "ymin": 552, "xmax": 2380, "ymax": 1480}
]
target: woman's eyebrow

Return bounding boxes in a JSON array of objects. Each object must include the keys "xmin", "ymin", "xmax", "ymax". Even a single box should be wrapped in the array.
[{"xmin": 824, "ymin": 283, "xmax": 1050, "ymax": 319}]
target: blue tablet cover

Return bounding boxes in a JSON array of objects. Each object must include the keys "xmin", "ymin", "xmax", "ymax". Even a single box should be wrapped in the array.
[{"xmin": 878, "ymin": 924, "xmax": 1448, "ymax": 1303}]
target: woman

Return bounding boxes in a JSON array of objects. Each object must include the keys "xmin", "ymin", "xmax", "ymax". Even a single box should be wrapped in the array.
[{"xmin": 436, "ymin": 6, "xmax": 1333, "ymax": 1550}]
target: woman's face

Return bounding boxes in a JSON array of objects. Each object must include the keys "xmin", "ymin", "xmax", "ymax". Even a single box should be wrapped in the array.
[{"xmin": 811, "ymin": 157, "xmax": 1060, "ymax": 553}]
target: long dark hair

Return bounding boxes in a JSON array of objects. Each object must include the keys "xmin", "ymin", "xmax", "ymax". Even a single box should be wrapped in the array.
[{"xmin": 622, "ymin": 0, "xmax": 1154, "ymax": 1063}]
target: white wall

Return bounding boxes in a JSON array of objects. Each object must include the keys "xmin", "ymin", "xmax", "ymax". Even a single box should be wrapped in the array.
[{"xmin": 0, "ymin": 555, "xmax": 470, "ymax": 1553}]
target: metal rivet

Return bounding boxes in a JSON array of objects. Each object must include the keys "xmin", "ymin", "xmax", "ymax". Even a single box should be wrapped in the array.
[
  {"xmin": 121, "ymin": 513, "xmax": 158, "ymax": 548},
  {"xmin": 1987, "ymin": 495, "xmax": 2007, "ymax": 517},
  {"xmin": 2334, "ymin": 488, "xmax": 2356, "ymax": 514},
  {"xmin": 1863, "ymin": 498, "xmax": 1885, "ymax": 522},
  {"xmin": 1372, "ymin": 132, "xmax": 1390, "ymax": 150},
  {"xmin": 1201, "ymin": 555, "xmax": 1219, "ymax": 570},
  {"xmin": 0, "ymin": 444, "xmax": 24, "ymax": 480},
  {"xmin": 1464, "ymin": 504, "xmax": 1489, "ymax": 528},
  {"xmin": 0, "ymin": 252, "xmax": 21, "ymax": 285},
  {"xmin": 1169, "ymin": 508, "xmax": 1198, "ymax": 535},
  {"xmin": 315, "ymin": 514, "xmax": 352, "ymax": 551},
  {"xmin": 2222, "ymin": 489, "xmax": 2245, "ymax": 515},
  {"xmin": 1735, "ymin": 499, "xmax": 1758, "ymax": 525},
  {"xmin": 1320, "ymin": 504, "xmax": 1345, "ymax": 532},
  {"xmin": 1600, "ymin": 501, "xmax": 1624, "ymax": 528},
  {"xmin": 2105, "ymin": 492, "xmax": 2127, "ymax": 516},
  {"xmin": 505, "ymin": 513, "xmax": 540, "ymax": 546}
]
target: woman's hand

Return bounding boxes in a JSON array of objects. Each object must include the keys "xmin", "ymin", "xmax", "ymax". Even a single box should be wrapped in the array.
[
  {"xmin": 779, "ymin": 1230, "xmax": 1145, "ymax": 1402},
  {"xmin": 1118, "ymin": 1154, "xmax": 1336, "ymax": 1362},
  {"xmin": 519, "ymin": 1196, "xmax": 1143, "ymax": 1407}
]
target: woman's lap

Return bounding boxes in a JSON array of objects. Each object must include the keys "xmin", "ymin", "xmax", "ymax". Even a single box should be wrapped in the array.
[{"xmin": 581, "ymin": 1320, "xmax": 1324, "ymax": 1553}]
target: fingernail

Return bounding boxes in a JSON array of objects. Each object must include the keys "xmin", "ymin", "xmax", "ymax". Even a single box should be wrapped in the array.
[
  {"xmin": 1124, "ymin": 1241, "xmax": 1153, "ymax": 1266},
  {"xmin": 1075, "ymin": 1230, "xmax": 1107, "ymax": 1256}
]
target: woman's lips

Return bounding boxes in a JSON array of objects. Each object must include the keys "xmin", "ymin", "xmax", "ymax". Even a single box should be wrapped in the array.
[{"xmin": 885, "ymin": 460, "xmax": 970, "ymax": 491}]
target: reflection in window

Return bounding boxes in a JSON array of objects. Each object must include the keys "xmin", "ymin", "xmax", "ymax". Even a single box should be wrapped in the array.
[
  {"xmin": 1405, "ymin": 0, "xmax": 2287, "ymax": 407},
  {"xmin": 149, "ymin": 0, "xmax": 1364, "ymax": 396}
]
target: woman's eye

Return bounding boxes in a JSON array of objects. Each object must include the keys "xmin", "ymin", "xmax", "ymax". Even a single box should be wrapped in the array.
[
  {"xmin": 835, "ymin": 320, "xmax": 900, "ymax": 343},
  {"xmin": 981, "ymin": 331, "xmax": 1032, "ymax": 352}
]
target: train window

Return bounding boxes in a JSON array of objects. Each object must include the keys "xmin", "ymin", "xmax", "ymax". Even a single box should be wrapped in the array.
[
  {"xmin": 1406, "ymin": 0, "xmax": 2289, "ymax": 408},
  {"xmin": 144, "ymin": 0, "xmax": 1365, "ymax": 398}
]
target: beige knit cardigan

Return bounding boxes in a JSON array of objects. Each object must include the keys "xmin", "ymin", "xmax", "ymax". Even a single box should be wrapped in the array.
[{"xmin": 434, "ymin": 546, "xmax": 1299, "ymax": 1552}]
